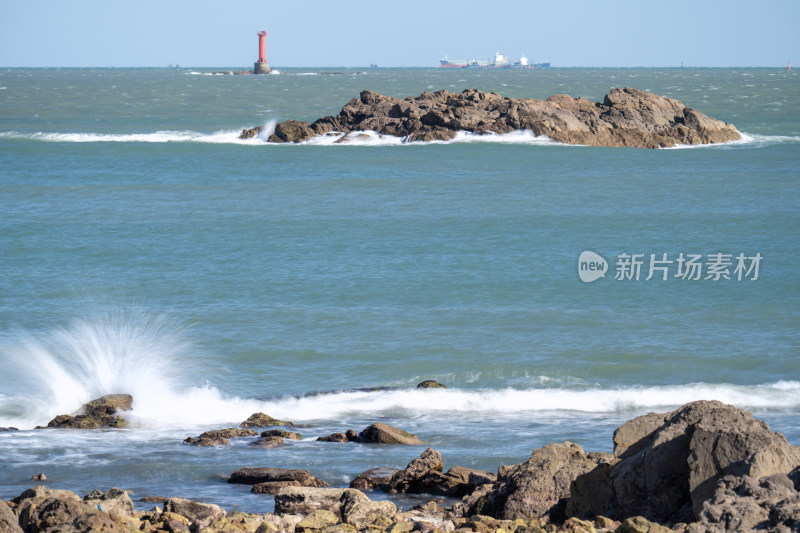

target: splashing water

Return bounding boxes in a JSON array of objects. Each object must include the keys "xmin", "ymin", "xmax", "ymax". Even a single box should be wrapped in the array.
[{"xmin": 0, "ymin": 308, "xmax": 263, "ymax": 429}]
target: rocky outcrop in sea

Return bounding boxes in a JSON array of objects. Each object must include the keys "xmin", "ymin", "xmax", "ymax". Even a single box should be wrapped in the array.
[{"xmin": 240, "ymin": 87, "xmax": 741, "ymax": 148}]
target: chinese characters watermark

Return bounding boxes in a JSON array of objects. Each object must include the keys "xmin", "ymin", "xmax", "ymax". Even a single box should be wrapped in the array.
[{"xmin": 579, "ymin": 251, "xmax": 762, "ymax": 283}]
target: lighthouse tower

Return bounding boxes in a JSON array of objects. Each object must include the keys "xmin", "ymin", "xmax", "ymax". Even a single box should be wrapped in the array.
[{"xmin": 253, "ymin": 30, "xmax": 271, "ymax": 74}]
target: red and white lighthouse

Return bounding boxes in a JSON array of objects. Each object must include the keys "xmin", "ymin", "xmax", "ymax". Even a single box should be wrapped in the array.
[{"xmin": 253, "ymin": 30, "xmax": 271, "ymax": 74}]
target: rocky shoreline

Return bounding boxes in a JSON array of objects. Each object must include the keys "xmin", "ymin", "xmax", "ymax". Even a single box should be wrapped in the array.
[
  {"xmin": 5, "ymin": 395, "xmax": 800, "ymax": 532},
  {"xmin": 239, "ymin": 88, "xmax": 741, "ymax": 148}
]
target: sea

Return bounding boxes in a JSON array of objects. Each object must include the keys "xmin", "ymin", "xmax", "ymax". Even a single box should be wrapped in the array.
[{"xmin": 0, "ymin": 66, "xmax": 798, "ymax": 513}]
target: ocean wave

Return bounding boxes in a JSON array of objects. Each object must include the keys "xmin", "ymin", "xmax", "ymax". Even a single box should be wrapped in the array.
[
  {"xmin": 0, "ymin": 127, "xmax": 276, "ymax": 145},
  {"xmin": 0, "ymin": 128, "xmax": 557, "ymax": 147},
  {"xmin": 6, "ymin": 127, "xmax": 794, "ymax": 149},
  {"xmin": 249, "ymin": 381, "xmax": 800, "ymax": 422},
  {"xmin": 663, "ymin": 130, "xmax": 800, "ymax": 149},
  {"xmin": 2, "ymin": 308, "xmax": 799, "ymax": 429}
]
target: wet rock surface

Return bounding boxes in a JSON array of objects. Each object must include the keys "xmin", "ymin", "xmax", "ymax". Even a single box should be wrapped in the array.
[
  {"xmin": 228, "ymin": 467, "xmax": 330, "ymax": 489},
  {"xmin": 183, "ymin": 427, "xmax": 258, "ymax": 446},
  {"xmin": 242, "ymin": 88, "xmax": 741, "ymax": 148},
  {"xmin": 43, "ymin": 393, "xmax": 133, "ymax": 429},
  {"xmin": 357, "ymin": 423, "xmax": 424, "ymax": 445},
  {"xmin": 240, "ymin": 412, "xmax": 294, "ymax": 428}
]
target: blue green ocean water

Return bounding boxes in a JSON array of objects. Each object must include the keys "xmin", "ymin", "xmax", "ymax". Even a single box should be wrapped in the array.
[{"xmin": 0, "ymin": 67, "xmax": 798, "ymax": 512}]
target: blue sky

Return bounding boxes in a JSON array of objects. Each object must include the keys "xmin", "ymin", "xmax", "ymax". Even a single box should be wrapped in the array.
[{"xmin": 1, "ymin": 0, "xmax": 797, "ymax": 68}]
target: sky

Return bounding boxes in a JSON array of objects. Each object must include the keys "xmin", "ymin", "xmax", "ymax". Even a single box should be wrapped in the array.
[{"xmin": 0, "ymin": 0, "xmax": 798, "ymax": 68}]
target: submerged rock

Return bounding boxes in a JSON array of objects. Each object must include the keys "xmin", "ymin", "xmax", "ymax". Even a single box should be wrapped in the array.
[
  {"xmin": 228, "ymin": 467, "xmax": 329, "ymax": 489},
  {"xmin": 262, "ymin": 429, "xmax": 304, "ymax": 440},
  {"xmin": 250, "ymin": 435, "xmax": 285, "ymax": 448},
  {"xmin": 357, "ymin": 423, "xmax": 424, "ymax": 445},
  {"xmin": 242, "ymin": 88, "xmax": 741, "ymax": 148},
  {"xmin": 184, "ymin": 427, "xmax": 258, "ymax": 446},
  {"xmin": 319, "ymin": 429, "xmax": 359, "ymax": 443},
  {"xmin": 350, "ymin": 468, "xmax": 399, "ymax": 491},
  {"xmin": 44, "ymin": 393, "xmax": 133, "ymax": 429},
  {"xmin": 416, "ymin": 380, "xmax": 447, "ymax": 389},
  {"xmin": 240, "ymin": 412, "xmax": 294, "ymax": 428}
]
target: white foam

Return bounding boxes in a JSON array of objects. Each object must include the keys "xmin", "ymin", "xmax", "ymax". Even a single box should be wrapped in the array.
[
  {"xmin": 663, "ymin": 130, "xmax": 800, "ymax": 149},
  {"xmin": 250, "ymin": 382, "xmax": 800, "ymax": 422},
  {"xmin": 0, "ymin": 128, "xmax": 276, "ymax": 145},
  {"xmin": 299, "ymin": 129, "xmax": 558, "ymax": 147}
]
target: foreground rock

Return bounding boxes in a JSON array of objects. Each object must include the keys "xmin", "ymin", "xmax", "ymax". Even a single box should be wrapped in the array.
[
  {"xmin": 688, "ymin": 473, "xmax": 800, "ymax": 532},
  {"xmin": 595, "ymin": 400, "xmax": 800, "ymax": 525},
  {"xmin": 459, "ymin": 442, "xmax": 613, "ymax": 523},
  {"xmin": 7, "ymin": 400, "xmax": 798, "ymax": 532},
  {"xmin": 241, "ymin": 87, "xmax": 741, "ymax": 148},
  {"xmin": 43, "ymin": 393, "xmax": 132, "ymax": 429},
  {"xmin": 455, "ymin": 399, "xmax": 800, "ymax": 530}
]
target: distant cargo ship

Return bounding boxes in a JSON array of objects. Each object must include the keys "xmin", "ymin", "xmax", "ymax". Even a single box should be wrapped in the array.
[{"xmin": 439, "ymin": 53, "xmax": 550, "ymax": 69}]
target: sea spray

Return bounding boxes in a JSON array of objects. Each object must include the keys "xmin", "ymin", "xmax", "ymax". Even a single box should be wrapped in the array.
[{"xmin": 0, "ymin": 308, "xmax": 263, "ymax": 428}]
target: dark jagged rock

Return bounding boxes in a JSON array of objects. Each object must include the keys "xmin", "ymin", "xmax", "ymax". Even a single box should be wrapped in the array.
[
  {"xmin": 250, "ymin": 435, "xmax": 285, "ymax": 448},
  {"xmin": 273, "ymin": 487, "xmax": 397, "ymax": 526},
  {"xmin": 386, "ymin": 448, "xmax": 443, "ymax": 494},
  {"xmin": 262, "ymin": 429, "xmax": 303, "ymax": 440},
  {"xmin": 0, "ymin": 496, "xmax": 23, "ymax": 533},
  {"xmin": 44, "ymin": 393, "xmax": 133, "ymax": 429},
  {"xmin": 688, "ymin": 474, "xmax": 800, "ymax": 532},
  {"xmin": 357, "ymin": 423, "xmax": 424, "ymax": 445},
  {"xmin": 242, "ymin": 87, "xmax": 741, "ymax": 148},
  {"xmin": 350, "ymin": 468, "xmax": 399, "ymax": 491},
  {"xmin": 252, "ymin": 480, "xmax": 302, "ymax": 494},
  {"xmin": 12, "ymin": 486, "xmax": 138, "ymax": 532},
  {"xmin": 572, "ymin": 400, "xmax": 800, "ymax": 526},
  {"xmin": 0, "ymin": 427, "xmax": 19, "ymax": 432},
  {"xmin": 227, "ymin": 467, "xmax": 329, "ymax": 488},
  {"xmin": 163, "ymin": 497, "xmax": 225, "ymax": 529},
  {"xmin": 459, "ymin": 442, "xmax": 612, "ymax": 523},
  {"xmin": 319, "ymin": 429, "xmax": 359, "ymax": 443},
  {"xmin": 274, "ymin": 487, "xmax": 354, "ymax": 518},
  {"xmin": 416, "ymin": 380, "xmax": 447, "ymax": 389},
  {"xmin": 240, "ymin": 412, "xmax": 294, "ymax": 428},
  {"xmin": 184, "ymin": 427, "xmax": 258, "ymax": 446}
]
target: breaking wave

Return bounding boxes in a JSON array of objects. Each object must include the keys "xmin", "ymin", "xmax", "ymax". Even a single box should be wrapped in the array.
[
  {"xmin": 1, "ymin": 308, "xmax": 798, "ymax": 430},
  {"xmin": 6, "ymin": 128, "xmax": 792, "ymax": 149},
  {"xmin": 663, "ymin": 131, "xmax": 800, "ymax": 149},
  {"xmin": 0, "ymin": 128, "xmax": 556, "ymax": 147},
  {"xmin": 0, "ymin": 127, "xmax": 276, "ymax": 145},
  {"xmin": 301, "ymin": 129, "xmax": 559, "ymax": 146}
]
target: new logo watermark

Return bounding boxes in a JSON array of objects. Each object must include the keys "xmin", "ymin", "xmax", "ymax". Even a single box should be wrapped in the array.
[
  {"xmin": 578, "ymin": 251, "xmax": 762, "ymax": 282},
  {"xmin": 578, "ymin": 251, "xmax": 608, "ymax": 283}
]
